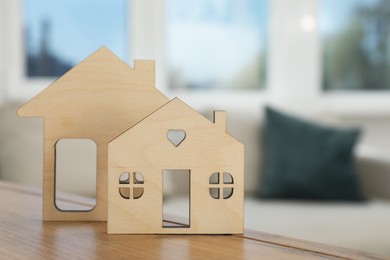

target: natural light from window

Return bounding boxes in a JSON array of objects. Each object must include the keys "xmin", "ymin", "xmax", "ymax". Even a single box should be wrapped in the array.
[
  {"xmin": 22, "ymin": 0, "xmax": 128, "ymax": 78},
  {"xmin": 321, "ymin": 0, "xmax": 390, "ymax": 91},
  {"xmin": 165, "ymin": 0, "xmax": 268, "ymax": 90}
]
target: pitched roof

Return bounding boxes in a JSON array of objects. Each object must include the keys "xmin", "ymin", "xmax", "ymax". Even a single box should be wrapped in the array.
[
  {"xmin": 110, "ymin": 98, "xmax": 243, "ymax": 146},
  {"xmin": 108, "ymin": 98, "xmax": 243, "ymax": 172},
  {"xmin": 17, "ymin": 46, "xmax": 167, "ymax": 118}
]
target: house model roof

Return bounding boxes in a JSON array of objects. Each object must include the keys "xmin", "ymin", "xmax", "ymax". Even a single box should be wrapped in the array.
[
  {"xmin": 109, "ymin": 97, "xmax": 243, "ymax": 168},
  {"xmin": 112, "ymin": 97, "xmax": 240, "ymax": 139},
  {"xmin": 17, "ymin": 46, "xmax": 169, "ymax": 142}
]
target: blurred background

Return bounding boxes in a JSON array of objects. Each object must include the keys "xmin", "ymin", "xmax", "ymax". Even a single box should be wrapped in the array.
[{"xmin": 0, "ymin": 0, "xmax": 390, "ymax": 256}]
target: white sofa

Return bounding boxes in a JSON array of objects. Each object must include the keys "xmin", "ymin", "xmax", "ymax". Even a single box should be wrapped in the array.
[
  {"xmin": 1, "ymin": 101, "xmax": 390, "ymax": 256},
  {"xmin": 227, "ymin": 104, "xmax": 390, "ymax": 256},
  {"xmin": 245, "ymin": 150, "xmax": 390, "ymax": 257}
]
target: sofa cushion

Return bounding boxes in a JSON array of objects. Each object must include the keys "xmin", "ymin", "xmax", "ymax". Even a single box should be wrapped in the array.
[
  {"xmin": 244, "ymin": 197, "xmax": 390, "ymax": 256},
  {"xmin": 258, "ymin": 106, "xmax": 364, "ymax": 201}
]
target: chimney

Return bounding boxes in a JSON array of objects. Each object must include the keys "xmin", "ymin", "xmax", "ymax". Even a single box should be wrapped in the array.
[{"xmin": 213, "ymin": 110, "xmax": 227, "ymax": 132}]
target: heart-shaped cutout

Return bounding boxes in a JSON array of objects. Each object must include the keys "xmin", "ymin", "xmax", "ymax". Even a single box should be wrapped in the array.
[{"xmin": 167, "ymin": 129, "xmax": 186, "ymax": 147}]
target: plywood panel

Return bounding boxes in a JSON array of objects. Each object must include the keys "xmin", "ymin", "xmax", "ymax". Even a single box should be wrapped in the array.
[
  {"xmin": 108, "ymin": 98, "xmax": 244, "ymax": 234},
  {"xmin": 17, "ymin": 47, "xmax": 169, "ymax": 221}
]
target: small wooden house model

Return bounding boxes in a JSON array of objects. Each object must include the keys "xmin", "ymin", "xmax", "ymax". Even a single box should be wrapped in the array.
[
  {"xmin": 17, "ymin": 47, "xmax": 168, "ymax": 221},
  {"xmin": 108, "ymin": 98, "xmax": 244, "ymax": 234}
]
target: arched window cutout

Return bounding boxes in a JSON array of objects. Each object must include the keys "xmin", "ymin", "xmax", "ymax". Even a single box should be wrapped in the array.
[
  {"xmin": 223, "ymin": 188, "xmax": 234, "ymax": 199},
  {"xmin": 209, "ymin": 172, "xmax": 219, "ymax": 184},
  {"xmin": 133, "ymin": 172, "xmax": 144, "ymax": 184},
  {"xmin": 119, "ymin": 172, "xmax": 130, "ymax": 184},
  {"xmin": 119, "ymin": 187, "xmax": 130, "ymax": 199},
  {"xmin": 223, "ymin": 172, "xmax": 234, "ymax": 184},
  {"xmin": 209, "ymin": 188, "xmax": 219, "ymax": 199}
]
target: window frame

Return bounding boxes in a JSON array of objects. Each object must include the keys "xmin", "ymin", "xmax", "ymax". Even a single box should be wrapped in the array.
[
  {"xmin": 1, "ymin": 0, "xmax": 390, "ymax": 116},
  {"xmin": 0, "ymin": 0, "xmax": 132, "ymax": 101}
]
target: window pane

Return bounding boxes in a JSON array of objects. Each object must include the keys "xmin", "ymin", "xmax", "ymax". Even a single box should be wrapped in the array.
[
  {"xmin": 166, "ymin": 0, "xmax": 268, "ymax": 90},
  {"xmin": 23, "ymin": 0, "xmax": 128, "ymax": 78},
  {"xmin": 321, "ymin": 0, "xmax": 390, "ymax": 90}
]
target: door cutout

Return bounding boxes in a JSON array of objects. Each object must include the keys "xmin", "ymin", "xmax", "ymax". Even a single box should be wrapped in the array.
[
  {"xmin": 55, "ymin": 139, "xmax": 97, "ymax": 211},
  {"xmin": 162, "ymin": 169, "xmax": 190, "ymax": 228}
]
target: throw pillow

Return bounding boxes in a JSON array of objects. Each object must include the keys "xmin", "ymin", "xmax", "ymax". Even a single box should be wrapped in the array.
[{"xmin": 258, "ymin": 106, "xmax": 364, "ymax": 201}]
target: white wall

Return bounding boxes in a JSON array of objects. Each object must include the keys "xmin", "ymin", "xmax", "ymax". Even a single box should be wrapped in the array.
[{"xmin": 0, "ymin": 1, "xmax": 6, "ymax": 104}]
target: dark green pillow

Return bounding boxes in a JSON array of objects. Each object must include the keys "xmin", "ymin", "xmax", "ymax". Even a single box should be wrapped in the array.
[{"xmin": 258, "ymin": 106, "xmax": 364, "ymax": 201}]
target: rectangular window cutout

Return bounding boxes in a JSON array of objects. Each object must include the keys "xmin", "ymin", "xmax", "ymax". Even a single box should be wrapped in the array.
[
  {"xmin": 55, "ymin": 139, "xmax": 97, "ymax": 211},
  {"xmin": 162, "ymin": 169, "xmax": 190, "ymax": 228}
]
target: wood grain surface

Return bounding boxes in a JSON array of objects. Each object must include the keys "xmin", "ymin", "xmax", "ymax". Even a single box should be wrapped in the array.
[
  {"xmin": 0, "ymin": 181, "xmax": 385, "ymax": 259},
  {"xmin": 17, "ymin": 47, "xmax": 169, "ymax": 221},
  {"xmin": 108, "ymin": 98, "xmax": 244, "ymax": 234}
]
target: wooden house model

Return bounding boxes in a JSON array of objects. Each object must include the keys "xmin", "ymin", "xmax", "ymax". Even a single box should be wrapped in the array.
[
  {"xmin": 17, "ymin": 47, "xmax": 169, "ymax": 221},
  {"xmin": 108, "ymin": 98, "xmax": 244, "ymax": 234}
]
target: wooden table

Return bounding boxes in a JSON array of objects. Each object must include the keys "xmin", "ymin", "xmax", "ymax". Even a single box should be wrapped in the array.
[{"xmin": 0, "ymin": 181, "xmax": 385, "ymax": 259}]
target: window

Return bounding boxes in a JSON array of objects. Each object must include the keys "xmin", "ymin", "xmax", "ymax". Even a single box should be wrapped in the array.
[
  {"xmin": 2, "ymin": 0, "xmax": 387, "ymax": 113},
  {"xmin": 321, "ymin": 0, "xmax": 390, "ymax": 90},
  {"xmin": 23, "ymin": 0, "xmax": 128, "ymax": 78},
  {"xmin": 165, "ymin": 0, "xmax": 268, "ymax": 90},
  {"xmin": 119, "ymin": 172, "xmax": 144, "ymax": 199},
  {"xmin": 55, "ymin": 139, "xmax": 97, "ymax": 211},
  {"xmin": 209, "ymin": 172, "xmax": 234, "ymax": 199}
]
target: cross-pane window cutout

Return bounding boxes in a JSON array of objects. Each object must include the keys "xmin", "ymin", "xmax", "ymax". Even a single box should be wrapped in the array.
[
  {"xmin": 209, "ymin": 172, "xmax": 234, "ymax": 199},
  {"xmin": 166, "ymin": 0, "xmax": 268, "ymax": 90},
  {"xmin": 119, "ymin": 172, "xmax": 144, "ymax": 199},
  {"xmin": 321, "ymin": 0, "xmax": 390, "ymax": 90},
  {"xmin": 22, "ymin": 0, "xmax": 128, "ymax": 78}
]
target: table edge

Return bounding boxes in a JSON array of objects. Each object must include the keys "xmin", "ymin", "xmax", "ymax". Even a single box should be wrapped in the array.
[{"xmin": 0, "ymin": 181, "xmax": 385, "ymax": 260}]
